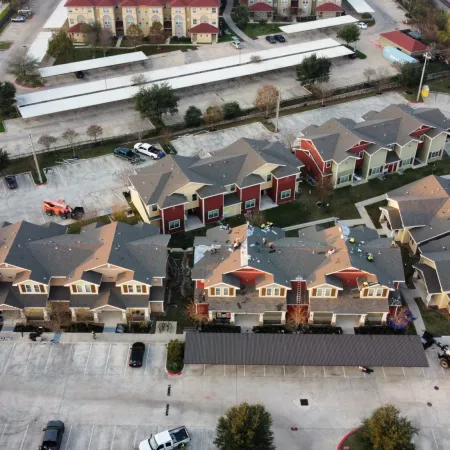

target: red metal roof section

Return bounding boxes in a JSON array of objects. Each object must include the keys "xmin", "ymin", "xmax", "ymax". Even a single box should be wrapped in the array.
[
  {"xmin": 315, "ymin": 2, "xmax": 343, "ymax": 11},
  {"xmin": 65, "ymin": 0, "xmax": 115, "ymax": 6},
  {"xmin": 379, "ymin": 30, "xmax": 429, "ymax": 53},
  {"xmin": 120, "ymin": 0, "xmax": 164, "ymax": 5},
  {"xmin": 67, "ymin": 23, "xmax": 85, "ymax": 32},
  {"xmin": 190, "ymin": 23, "xmax": 219, "ymax": 33},
  {"xmin": 249, "ymin": 2, "xmax": 273, "ymax": 11},
  {"xmin": 169, "ymin": 0, "xmax": 219, "ymax": 6}
]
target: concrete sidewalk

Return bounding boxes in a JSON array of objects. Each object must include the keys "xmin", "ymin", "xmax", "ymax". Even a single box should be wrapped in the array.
[
  {"xmin": 223, "ymin": 0, "xmax": 253, "ymax": 44},
  {"xmin": 400, "ymin": 286, "xmax": 426, "ymax": 336}
]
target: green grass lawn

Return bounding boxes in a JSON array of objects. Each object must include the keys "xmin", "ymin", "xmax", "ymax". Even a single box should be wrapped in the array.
[
  {"xmin": 0, "ymin": 41, "xmax": 12, "ymax": 50},
  {"xmin": 239, "ymin": 22, "xmax": 281, "ymax": 37},
  {"xmin": 415, "ymin": 298, "xmax": 450, "ymax": 337},
  {"xmin": 426, "ymin": 77, "xmax": 450, "ymax": 94},
  {"xmin": 340, "ymin": 430, "xmax": 365, "ymax": 449},
  {"xmin": 0, "ymin": 4, "xmax": 10, "ymax": 21},
  {"xmin": 365, "ymin": 200, "xmax": 387, "ymax": 229},
  {"xmin": 0, "ymin": 121, "xmax": 5, "ymax": 133}
]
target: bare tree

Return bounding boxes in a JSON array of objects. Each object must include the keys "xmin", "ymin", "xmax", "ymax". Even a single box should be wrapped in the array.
[
  {"xmin": 245, "ymin": 209, "xmax": 266, "ymax": 227},
  {"xmin": 126, "ymin": 24, "xmax": 144, "ymax": 50},
  {"xmin": 86, "ymin": 124, "xmax": 103, "ymax": 143},
  {"xmin": 114, "ymin": 167, "xmax": 136, "ymax": 186},
  {"xmin": 61, "ymin": 128, "xmax": 79, "ymax": 157},
  {"xmin": 98, "ymin": 28, "xmax": 113, "ymax": 57},
  {"xmin": 8, "ymin": 54, "xmax": 39, "ymax": 82},
  {"xmin": 309, "ymin": 82, "xmax": 332, "ymax": 106},
  {"xmin": 363, "ymin": 67, "xmax": 376, "ymax": 84},
  {"xmin": 250, "ymin": 55, "xmax": 261, "ymax": 63},
  {"xmin": 131, "ymin": 74, "xmax": 148, "ymax": 86},
  {"xmin": 316, "ymin": 176, "xmax": 333, "ymax": 204},
  {"xmin": 286, "ymin": 306, "xmax": 308, "ymax": 332},
  {"xmin": 149, "ymin": 21, "xmax": 164, "ymax": 43},
  {"xmin": 374, "ymin": 67, "xmax": 390, "ymax": 93},
  {"xmin": 185, "ymin": 300, "xmax": 209, "ymax": 325},
  {"xmin": 203, "ymin": 105, "xmax": 223, "ymax": 126},
  {"xmin": 253, "ymin": 84, "xmax": 278, "ymax": 118},
  {"xmin": 282, "ymin": 131, "xmax": 299, "ymax": 153},
  {"xmin": 37, "ymin": 134, "xmax": 57, "ymax": 151}
]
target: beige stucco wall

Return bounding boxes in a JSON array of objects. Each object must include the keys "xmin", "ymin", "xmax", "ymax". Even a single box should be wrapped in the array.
[
  {"xmin": 174, "ymin": 182, "xmax": 203, "ymax": 210},
  {"xmin": 252, "ymin": 163, "xmax": 278, "ymax": 190},
  {"xmin": 0, "ymin": 265, "xmax": 25, "ymax": 282},
  {"xmin": 332, "ymin": 158, "xmax": 355, "ymax": 188},
  {"xmin": 130, "ymin": 186, "xmax": 151, "ymax": 223},
  {"xmin": 397, "ymin": 141, "xmax": 417, "ymax": 161},
  {"xmin": 91, "ymin": 265, "xmax": 127, "ymax": 282},
  {"xmin": 223, "ymin": 203, "xmax": 241, "ymax": 218},
  {"xmin": 434, "ymin": 292, "xmax": 450, "ymax": 309},
  {"xmin": 427, "ymin": 132, "xmax": 447, "ymax": 162},
  {"xmin": 67, "ymin": 7, "xmax": 97, "ymax": 27},
  {"xmin": 365, "ymin": 149, "xmax": 387, "ymax": 179},
  {"xmin": 172, "ymin": 7, "xmax": 186, "ymax": 37},
  {"xmin": 134, "ymin": 7, "xmax": 163, "ymax": 34}
]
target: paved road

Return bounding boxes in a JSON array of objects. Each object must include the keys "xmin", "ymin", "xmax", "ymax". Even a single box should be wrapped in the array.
[{"xmin": 0, "ymin": 339, "xmax": 448, "ymax": 449}]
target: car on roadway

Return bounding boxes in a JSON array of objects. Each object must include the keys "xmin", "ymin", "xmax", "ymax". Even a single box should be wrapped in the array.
[
  {"xmin": 75, "ymin": 71, "xmax": 84, "ymax": 79},
  {"xmin": 40, "ymin": 420, "xmax": 65, "ymax": 450},
  {"xmin": 129, "ymin": 342, "xmax": 145, "ymax": 367},
  {"xmin": 265, "ymin": 35, "xmax": 277, "ymax": 44},
  {"xmin": 134, "ymin": 142, "xmax": 166, "ymax": 159},
  {"xmin": 11, "ymin": 16, "xmax": 26, "ymax": 22},
  {"xmin": 357, "ymin": 22, "xmax": 368, "ymax": 29},
  {"xmin": 113, "ymin": 147, "xmax": 141, "ymax": 164},
  {"xmin": 274, "ymin": 34, "xmax": 286, "ymax": 43},
  {"xmin": 4, "ymin": 175, "xmax": 18, "ymax": 189},
  {"xmin": 230, "ymin": 40, "xmax": 243, "ymax": 49}
]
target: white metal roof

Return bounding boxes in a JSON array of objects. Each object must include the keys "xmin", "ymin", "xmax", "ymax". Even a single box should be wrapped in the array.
[
  {"xmin": 345, "ymin": 0, "xmax": 374, "ymax": 13},
  {"xmin": 27, "ymin": 32, "xmax": 53, "ymax": 63},
  {"xmin": 18, "ymin": 39, "xmax": 341, "ymax": 106},
  {"xmin": 18, "ymin": 46, "xmax": 353, "ymax": 118},
  {"xmin": 43, "ymin": 0, "xmax": 68, "ymax": 29},
  {"xmin": 280, "ymin": 16, "xmax": 359, "ymax": 34},
  {"xmin": 39, "ymin": 52, "xmax": 148, "ymax": 78}
]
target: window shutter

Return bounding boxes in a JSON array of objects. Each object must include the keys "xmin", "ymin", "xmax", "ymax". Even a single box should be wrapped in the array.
[
  {"xmin": 123, "ymin": 285, "xmax": 129, "ymax": 293},
  {"xmin": 280, "ymin": 288, "xmax": 285, "ymax": 296},
  {"xmin": 39, "ymin": 285, "xmax": 45, "ymax": 293},
  {"xmin": 91, "ymin": 285, "xmax": 96, "ymax": 294},
  {"xmin": 210, "ymin": 287, "xmax": 214, "ymax": 296},
  {"xmin": 20, "ymin": 285, "xmax": 26, "ymax": 293},
  {"xmin": 331, "ymin": 289, "xmax": 336, "ymax": 297},
  {"xmin": 71, "ymin": 285, "xmax": 76, "ymax": 294},
  {"xmin": 312, "ymin": 288, "xmax": 317, "ymax": 296},
  {"xmin": 382, "ymin": 288, "xmax": 388, "ymax": 297},
  {"xmin": 142, "ymin": 285, "xmax": 147, "ymax": 294},
  {"xmin": 363, "ymin": 288, "xmax": 368, "ymax": 297},
  {"xmin": 262, "ymin": 288, "xmax": 266, "ymax": 296},
  {"xmin": 229, "ymin": 288, "xmax": 234, "ymax": 296}
]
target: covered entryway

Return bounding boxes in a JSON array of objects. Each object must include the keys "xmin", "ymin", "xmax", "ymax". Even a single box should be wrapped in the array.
[
  {"xmin": 263, "ymin": 312, "xmax": 283, "ymax": 325},
  {"xmin": 235, "ymin": 313, "xmax": 260, "ymax": 331},
  {"xmin": 335, "ymin": 315, "xmax": 361, "ymax": 334},
  {"xmin": 95, "ymin": 308, "xmax": 125, "ymax": 330}
]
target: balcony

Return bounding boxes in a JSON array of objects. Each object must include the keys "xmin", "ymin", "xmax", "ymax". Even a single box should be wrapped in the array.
[{"xmin": 260, "ymin": 193, "xmax": 277, "ymax": 211}]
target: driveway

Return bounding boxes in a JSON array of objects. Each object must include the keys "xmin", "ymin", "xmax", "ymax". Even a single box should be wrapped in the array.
[
  {"xmin": 0, "ymin": 339, "xmax": 448, "ymax": 449},
  {"xmin": 0, "ymin": 154, "xmax": 155, "ymax": 225}
]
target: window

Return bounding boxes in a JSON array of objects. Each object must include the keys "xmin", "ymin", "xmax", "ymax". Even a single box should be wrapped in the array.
[
  {"xmin": 266, "ymin": 287, "xmax": 281, "ymax": 296},
  {"xmin": 325, "ymin": 161, "xmax": 332, "ymax": 168},
  {"xmin": 429, "ymin": 150, "xmax": 442, "ymax": 159},
  {"xmin": 152, "ymin": 7, "xmax": 159, "ymax": 13},
  {"xmin": 215, "ymin": 287, "xmax": 221, "ymax": 296},
  {"xmin": 212, "ymin": 7, "xmax": 216, "ymax": 12},
  {"xmin": 369, "ymin": 166, "xmax": 382, "ymax": 176},
  {"xmin": 267, "ymin": 174, "xmax": 272, "ymax": 182},
  {"xmin": 223, "ymin": 287, "xmax": 229, "ymax": 296},
  {"xmin": 401, "ymin": 158, "xmax": 413, "ymax": 167},
  {"xmin": 192, "ymin": 7, "xmax": 196, "ymax": 12},
  {"xmin": 152, "ymin": 204, "xmax": 158, "ymax": 212},
  {"xmin": 368, "ymin": 288, "xmax": 383, "ymax": 297},
  {"xmin": 280, "ymin": 189, "xmax": 291, "ymax": 200},
  {"xmin": 126, "ymin": 7, "xmax": 132, "ymax": 12},
  {"xmin": 316, "ymin": 287, "xmax": 332, "ymax": 297},
  {"xmin": 208, "ymin": 209, "xmax": 219, "ymax": 219},
  {"xmin": 229, "ymin": 185, "xmax": 235, "ymax": 192},
  {"xmin": 245, "ymin": 199, "xmax": 256, "ymax": 209},
  {"xmin": 136, "ymin": 285, "xmax": 142, "ymax": 293},
  {"xmin": 70, "ymin": 284, "xmax": 83, "ymax": 293},
  {"xmin": 89, "ymin": 19, "xmax": 94, "ymax": 24},
  {"xmin": 103, "ymin": 8, "xmax": 109, "ymax": 12},
  {"xmin": 128, "ymin": 285, "xmax": 134, "ymax": 293},
  {"xmin": 85, "ymin": 284, "xmax": 92, "ymax": 293},
  {"xmin": 337, "ymin": 175, "xmax": 350, "ymax": 185},
  {"xmin": 212, "ymin": 20, "xmax": 216, "ymax": 24},
  {"xmin": 192, "ymin": 19, "xmax": 197, "ymax": 24},
  {"xmin": 175, "ymin": 8, "xmax": 181, "ymax": 12},
  {"xmin": 68, "ymin": 8, "xmax": 73, "ymax": 12},
  {"xmin": 70, "ymin": 19, "xmax": 74, "ymax": 24},
  {"xmin": 88, "ymin": 8, "xmax": 92, "ymax": 12},
  {"xmin": 169, "ymin": 219, "xmax": 180, "ymax": 230}
]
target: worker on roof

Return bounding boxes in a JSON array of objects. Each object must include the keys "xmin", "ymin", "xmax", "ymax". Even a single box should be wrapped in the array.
[
  {"xmin": 367, "ymin": 253, "xmax": 374, "ymax": 261},
  {"xmin": 349, "ymin": 237, "xmax": 355, "ymax": 243}
]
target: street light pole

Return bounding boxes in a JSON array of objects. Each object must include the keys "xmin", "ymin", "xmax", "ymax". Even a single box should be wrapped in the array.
[
  {"xmin": 274, "ymin": 87, "xmax": 281, "ymax": 133},
  {"xmin": 28, "ymin": 133, "xmax": 43, "ymax": 185},
  {"xmin": 416, "ymin": 52, "xmax": 431, "ymax": 102}
]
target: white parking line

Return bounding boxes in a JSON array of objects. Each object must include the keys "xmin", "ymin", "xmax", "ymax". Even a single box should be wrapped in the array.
[
  {"xmin": 133, "ymin": 427, "xmax": 138, "ymax": 449},
  {"xmin": 44, "ymin": 344, "xmax": 54, "ymax": 374},
  {"xmin": 87, "ymin": 425, "xmax": 95, "ymax": 450},
  {"xmin": 65, "ymin": 425, "xmax": 72, "ymax": 450},
  {"xmin": 110, "ymin": 425, "xmax": 116, "ymax": 450},
  {"xmin": 144, "ymin": 345, "xmax": 151, "ymax": 375},
  {"xmin": 3, "ymin": 344, "xmax": 15, "ymax": 373},
  {"xmin": 104, "ymin": 344, "xmax": 112, "ymax": 375},
  {"xmin": 84, "ymin": 344, "xmax": 93, "ymax": 375},
  {"xmin": 19, "ymin": 424, "xmax": 29, "ymax": 450},
  {"xmin": 343, "ymin": 366, "xmax": 346, "ymax": 378},
  {"xmin": 0, "ymin": 424, "xmax": 7, "ymax": 443},
  {"xmin": 124, "ymin": 348, "xmax": 131, "ymax": 375},
  {"xmin": 24, "ymin": 344, "xmax": 34, "ymax": 370},
  {"xmin": 382, "ymin": 366, "xmax": 386, "ymax": 378},
  {"xmin": 431, "ymin": 428, "xmax": 439, "ymax": 450},
  {"xmin": 22, "ymin": 208, "xmax": 30, "ymax": 223}
]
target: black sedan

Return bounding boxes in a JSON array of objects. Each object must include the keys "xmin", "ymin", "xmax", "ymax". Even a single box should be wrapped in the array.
[
  {"xmin": 4, "ymin": 175, "xmax": 18, "ymax": 189},
  {"xmin": 129, "ymin": 342, "xmax": 145, "ymax": 367},
  {"xmin": 274, "ymin": 35, "xmax": 286, "ymax": 43},
  {"xmin": 265, "ymin": 35, "xmax": 277, "ymax": 44}
]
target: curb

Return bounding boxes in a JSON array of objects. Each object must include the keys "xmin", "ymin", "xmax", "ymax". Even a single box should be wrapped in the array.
[
  {"xmin": 337, "ymin": 429, "xmax": 359, "ymax": 449},
  {"xmin": 13, "ymin": 80, "xmax": 44, "ymax": 90}
]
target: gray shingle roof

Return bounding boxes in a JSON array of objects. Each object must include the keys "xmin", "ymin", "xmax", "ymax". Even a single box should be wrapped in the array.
[
  {"xmin": 184, "ymin": 333, "xmax": 429, "ymax": 367},
  {"xmin": 310, "ymin": 296, "xmax": 389, "ymax": 314},
  {"xmin": 380, "ymin": 206, "xmax": 402, "ymax": 230},
  {"xmin": 413, "ymin": 263, "xmax": 443, "ymax": 294}
]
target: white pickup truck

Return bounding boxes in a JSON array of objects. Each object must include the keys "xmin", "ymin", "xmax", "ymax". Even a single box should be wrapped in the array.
[{"xmin": 139, "ymin": 427, "xmax": 191, "ymax": 450}]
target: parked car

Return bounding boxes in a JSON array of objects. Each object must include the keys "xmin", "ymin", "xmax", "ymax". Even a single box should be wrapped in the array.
[
  {"xmin": 11, "ymin": 16, "xmax": 26, "ymax": 22},
  {"xmin": 274, "ymin": 34, "xmax": 286, "ymax": 43},
  {"xmin": 265, "ymin": 35, "xmax": 277, "ymax": 44},
  {"xmin": 113, "ymin": 147, "xmax": 141, "ymax": 164},
  {"xmin": 139, "ymin": 426, "xmax": 191, "ymax": 450},
  {"xmin": 230, "ymin": 40, "xmax": 243, "ymax": 49},
  {"xmin": 357, "ymin": 22, "xmax": 368, "ymax": 29},
  {"xmin": 18, "ymin": 8, "xmax": 33, "ymax": 15},
  {"xmin": 129, "ymin": 342, "xmax": 145, "ymax": 367},
  {"xmin": 347, "ymin": 52, "xmax": 357, "ymax": 59},
  {"xmin": 40, "ymin": 420, "xmax": 65, "ymax": 450},
  {"xmin": 4, "ymin": 175, "xmax": 18, "ymax": 189},
  {"xmin": 134, "ymin": 143, "xmax": 165, "ymax": 159},
  {"xmin": 75, "ymin": 71, "xmax": 84, "ymax": 79}
]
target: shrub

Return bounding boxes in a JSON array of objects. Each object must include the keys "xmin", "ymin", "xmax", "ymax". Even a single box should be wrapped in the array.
[
  {"xmin": 361, "ymin": 12, "xmax": 372, "ymax": 18},
  {"xmin": 201, "ymin": 323, "xmax": 241, "ymax": 333},
  {"xmin": 184, "ymin": 105, "xmax": 202, "ymax": 127},
  {"xmin": 250, "ymin": 55, "xmax": 261, "ymax": 63},
  {"xmin": 166, "ymin": 339, "xmax": 185, "ymax": 374},
  {"xmin": 221, "ymin": 101, "xmax": 241, "ymax": 120},
  {"xmin": 253, "ymin": 325, "xmax": 292, "ymax": 333},
  {"xmin": 301, "ymin": 325, "xmax": 343, "ymax": 334}
]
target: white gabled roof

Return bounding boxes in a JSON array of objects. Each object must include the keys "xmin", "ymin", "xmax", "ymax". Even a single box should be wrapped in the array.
[
  {"xmin": 346, "ymin": 0, "xmax": 374, "ymax": 13},
  {"xmin": 280, "ymin": 15, "xmax": 359, "ymax": 34},
  {"xmin": 27, "ymin": 32, "xmax": 53, "ymax": 63},
  {"xmin": 43, "ymin": 0, "xmax": 68, "ymax": 29}
]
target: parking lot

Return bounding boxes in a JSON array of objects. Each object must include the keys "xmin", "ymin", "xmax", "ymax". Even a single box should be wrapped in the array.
[
  {"xmin": 0, "ymin": 339, "xmax": 449, "ymax": 449},
  {"xmin": 0, "ymin": 154, "xmax": 154, "ymax": 225}
]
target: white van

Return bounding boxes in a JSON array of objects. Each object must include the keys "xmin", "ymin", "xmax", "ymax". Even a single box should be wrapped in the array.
[{"xmin": 18, "ymin": 8, "xmax": 33, "ymax": 15}]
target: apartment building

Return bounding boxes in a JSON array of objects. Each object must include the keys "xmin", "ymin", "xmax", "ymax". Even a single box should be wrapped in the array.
[
  {"xmin": 129, "ymin": 138, "xmax": 304, "ymax": 234},
  {"xmin": 239, "ymin": 0, "xmax": 342, "ymax": 20},
  {"xmin": 191, "ymin": 223, "xmax": 404, "ymax": 329},
  {"xmin": 65, "ymin": 0, "xmax": 220, "ymax": 44},
  {"xmin": 0, "ymin": 220, "xmax": 169, "ymax": 325},
  {"xmin": 295, "ymin": 104, "xmax": 449, "ymax": 189}
]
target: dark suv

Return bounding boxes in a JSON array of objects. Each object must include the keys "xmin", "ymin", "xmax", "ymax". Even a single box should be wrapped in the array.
[
  {"xmin": 113, "ymin": 147, "xmax": 141, "ymax": 164},
  {"xmin": 40, "ymin": 420, "xmax": 65, "ymax": 450}
]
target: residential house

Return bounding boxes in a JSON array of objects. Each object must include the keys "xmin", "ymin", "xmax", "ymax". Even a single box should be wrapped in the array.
[
  {"xmin": 191, "ymin": 223, "xmax": 404, "ymax": 329},
  {"xmin": 0, "ymin": 220, "xmax": 170, "ymax": 325},
  {"xmin": 295, "ymin": 104, "xmax": 449, "ymax": 189},
  {"xmin": 129, "ymin": 138, "xmax": 304, "ymax": 234},
  {"xmin": 379, "ymin": 31, "xmax": 430, "ymax": 57},
  {"xmin": 239, "ymin": 0, "xmax": 342, "ymax": 20},
  {"xmin": 64, "ymin": 0, "xmax": 220, "ymax": 44}
]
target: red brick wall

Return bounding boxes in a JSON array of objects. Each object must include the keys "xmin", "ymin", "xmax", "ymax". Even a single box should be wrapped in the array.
[
  {"xmin": 162, "ymin": 204, "xmax": 184, "ymax": 234},
  {"xmin": 202, "ymin": 194, "xmax": 224, "ymax": 224},
  {"xmin": 240, "ymin": 184, "xmax": 260, "ymax": 212},
  {"xmin": 196, "ymin": 280, "xmax": 204, "ymax": 289},
  {"xmin": 196, "ymin": 303, "xmax": 209, "ymax": 317},
  {"xmin": 274, "ymin": 175, "xmax": 296, "ymax": 204}
]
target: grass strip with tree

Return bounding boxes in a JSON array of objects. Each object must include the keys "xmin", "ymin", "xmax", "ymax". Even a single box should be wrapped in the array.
[{"xmin": 166, "ymin": 339, "xmax": 185, "ymax": 374}]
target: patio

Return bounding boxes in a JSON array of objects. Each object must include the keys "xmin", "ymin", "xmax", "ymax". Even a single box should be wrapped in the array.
[
  {"xmin": 260, "ymin": 194, "xmax": 277, "ymax": 211},
  {"xmin": 185, "ymin": 215, "xmax": 204, "ymax": 232}
]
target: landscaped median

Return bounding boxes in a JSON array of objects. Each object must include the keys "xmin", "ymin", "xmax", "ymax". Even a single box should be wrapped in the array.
[{"xmin": 165, "ymin": 339, "xmax": 185, "ymax": 376}]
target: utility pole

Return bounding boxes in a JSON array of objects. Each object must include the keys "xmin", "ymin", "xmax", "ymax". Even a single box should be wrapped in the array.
[
  {"xmin": 28, "ymin": 133, "xmax": 43, "ymax": 185},
  {"xmin": 274, "ymin": 87, "xmax": 281, "ymax": 133},
  {"xmin": 416, "ymin": 52, "xmax": 431, "ymax": 102}
]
